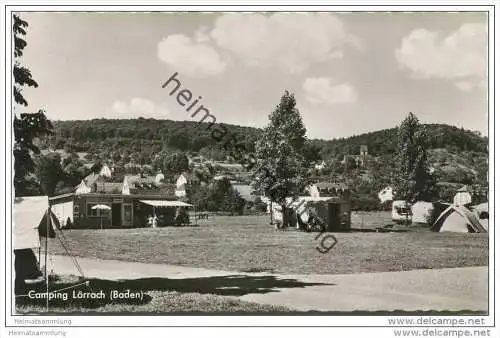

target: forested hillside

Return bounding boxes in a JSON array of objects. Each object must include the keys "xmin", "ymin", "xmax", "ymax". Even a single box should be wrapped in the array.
[{"xmin": 40, "ymin": 119, "xmax": 487, "ymax": 163}]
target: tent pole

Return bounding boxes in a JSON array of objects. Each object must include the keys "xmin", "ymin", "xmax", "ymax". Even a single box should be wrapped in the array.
[{"xmin": 45, "ymin": 207, "xmax": 49, "ymax": 312}]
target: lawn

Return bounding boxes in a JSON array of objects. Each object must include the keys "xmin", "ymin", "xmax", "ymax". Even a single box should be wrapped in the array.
[
  {"xmin": 16, "ymin": 290, "xmax": 291, "ymax": 314},
  {"xmin": 46, "ymin": 213, "xmax": 489, "ymax": 275}
]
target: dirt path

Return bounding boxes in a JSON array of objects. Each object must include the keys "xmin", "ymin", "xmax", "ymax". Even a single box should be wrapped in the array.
[{"xmin": 46, "ymin": 255, "xmax": 488, "ymax": 312}]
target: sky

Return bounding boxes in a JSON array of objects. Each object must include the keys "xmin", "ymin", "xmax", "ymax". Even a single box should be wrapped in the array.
[{"xmin": 19, "ymin": 12, "xmax": 488, "ymax": 140}]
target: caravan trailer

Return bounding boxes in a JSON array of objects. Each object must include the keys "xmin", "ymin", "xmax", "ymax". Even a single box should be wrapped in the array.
[{"xmin": 392, "ymin": 200, "xmax": 412, "ymax": 224}]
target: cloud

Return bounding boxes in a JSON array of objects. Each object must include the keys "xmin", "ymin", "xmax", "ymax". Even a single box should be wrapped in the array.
[
  {"xmin": 157, "ymin": 34, "xmax": 227, "ymax": 77},
  {"xmin": 303, "ymin": 77, "xmax": 357, "ymax": 104},
  {"xmin": 108, "ymin": 98, "xmax": 169, "ymax": 118},
  {"xmin": 157, "ymin": 13, "xmax": 360, "ymax": 76},
  {"xmin": 396, "ymin": 23, "xmax": 487, "ymax": 91},
  {"xmin": 210, "ymin": 13, "xmax": 361, "ymax": 73}
]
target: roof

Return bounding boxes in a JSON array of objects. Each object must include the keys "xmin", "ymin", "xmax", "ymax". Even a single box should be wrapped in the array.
[
  {"xmin": 232, "ymin": 184, "xmax": 254, "ymax": 202},
  {"xmin": 131, "ymin": 185, "xmax": 175, "ymax": 196},
  {"xmin": 315, "ymin": 182, "xmax": 349, "ymax": 191},
  {"xmin": 290, "ymin": 196, "xmax": 334, "ymax": 206},
  {"xmin": 83, "ymin": 173, "xmax": 99, "ymax": 186},
  {"xmin": 94, "ymin": 182, "xmax": 123, "ymax": 194},
  {"xmin": 140, "ymin": 200, "xmax": 193, "ymax": 207},
  {"xmin": 432, "ymin": 204, "xmax": 487, "ymax": 233},
  {"xmin": 125, "ymin": 175, "xmax": 157, "ymax": 186}
]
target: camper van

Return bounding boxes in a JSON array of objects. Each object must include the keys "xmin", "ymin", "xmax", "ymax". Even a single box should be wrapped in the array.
[{"xmin": 392, "ymin": 200, "xmax": 412, "ymax": 224}]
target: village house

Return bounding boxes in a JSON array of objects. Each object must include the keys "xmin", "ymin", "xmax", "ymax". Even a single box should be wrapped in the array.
[
  {"xmin": 175, "ymin": 171, "xmax": 200, "ymax": 198},
  {"xmin": 341, "ymin": 145, "xmax": 370, "ymax": 168}
]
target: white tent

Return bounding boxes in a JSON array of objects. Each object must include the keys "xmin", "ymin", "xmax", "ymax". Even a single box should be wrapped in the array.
[
  {"xmin": 13, "ymin": 196, "xmax": 52, "ymax": 284},
  {"xmin": 471, "ymin": 202, "xmax": 489, "ymax": 232},
  {"xmin": 14, "ymin": 196, "xmax": 48, "ymax": 250},
  {"xmin": 411, "ymin": 201, "xmax": 434, "ymax": 224},
  {"xmin": 432, "ymin": 204, "xmax": 487, "ymax": 233},
  {"xmin": 13, "ymin": 196, "xmax": 88, "ymax": 310}
]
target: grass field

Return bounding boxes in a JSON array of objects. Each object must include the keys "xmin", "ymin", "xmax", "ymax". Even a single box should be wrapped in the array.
[
  {"xmin": 16, "ymin": 291, "xmax": 291, "ymax": 314},
  {"xmin": 45, "ymin": 213, "xmax": 489, "ymax": 275}
]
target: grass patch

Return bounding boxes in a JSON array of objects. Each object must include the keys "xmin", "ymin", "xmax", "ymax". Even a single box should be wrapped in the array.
[
  {"xmin": 16, "ymin": 291, "xmax": 290, "ymax": 314},
  {"xmin": 15, "ymin": 275, "xmax": 293, "ymax": 314},
  {"xmin": 47, "ymin": 214, "xmax": 488, "ymax": 275}
]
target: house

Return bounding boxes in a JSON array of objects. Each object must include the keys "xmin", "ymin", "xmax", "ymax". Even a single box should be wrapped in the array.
[
  {"xmin": 360, "ymin": 145, "xmax": 368, "ymax": 156},
  {"xmin": 174, "ymin": 172, "xmax": 200, "ymax": 198},
  {"xmin": 99, "ymin": 164, "xmax": 113, "ymax": 178},
  {"xmin": 122, "ymin": 174, "xmax": 157, "ymax": 195},
  {"xmin": 310, "ymin": 182, "xmax": 349, "ymax": 198},
  {"xmin": 341, "ymin": 145, "xmax": 370, "ymax": 168},
  {"xmin": 175, "ymin": 173, "xmax": 188, "ymax": 198},
  {"xmin": 75, "ymin": 174, "xmax": 123, "ymax": 195},
  {"xmin": 314, "ymin": 161, "xmax": 327, "ymax": 171},
  {"xmin": 75, "ymin": 174, "xmax": 99, "ymax": 194}
]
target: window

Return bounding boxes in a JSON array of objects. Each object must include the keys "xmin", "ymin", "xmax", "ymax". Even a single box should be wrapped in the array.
[
  {"xmin": 73, "ymin": 205, "xmax": 79, "ymax": 215},
  {"xmin": 87, "ymin": 203, "xmax": 98, "ymax": 216},
  {"xmin": 396, "ymin": 206, "xmax": 412, "ymax": 216},
  {"xmin": 86, "ymin": 203, "xmax": 110, "ymax": 217}
]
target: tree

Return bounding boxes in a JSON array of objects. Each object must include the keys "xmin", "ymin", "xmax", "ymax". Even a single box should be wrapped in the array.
[
  {"xmin": 393, "ymin": 113, "xmax": 436, "ymax": 223},
  {"xmin": 35, "ymin": 153, "xmax": 65, "ymax": 196},
  {"xmin": 162, "ymin": 152, "xmax": 189, "ymax": 181},
  {"xmin": 224, "ymin": 188, "xmax": 245, "ymax": 215},
  {"xmin": 251, "ymin": 91, "xmax": 310, "ymax": 229},
  {"xmin": 13, "ymin": 14, "xmax": 53, "ymax": 196}
]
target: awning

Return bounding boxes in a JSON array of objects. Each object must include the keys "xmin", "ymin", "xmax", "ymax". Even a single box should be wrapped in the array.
[{"xmin": 140, "ymin": 200, "xmax": 193, "ymax": 207}]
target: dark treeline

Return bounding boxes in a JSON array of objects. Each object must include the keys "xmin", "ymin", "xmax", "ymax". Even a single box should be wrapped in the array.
[{"xmin": 40, "ymin": 119, "xmax": 488, "ymax": 163}]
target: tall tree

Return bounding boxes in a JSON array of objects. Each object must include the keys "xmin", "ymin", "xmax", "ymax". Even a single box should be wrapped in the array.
[
  {"xmin": 393, "ymin": 112, "xmax": 436, "ymax": 221},
  {"xmin": 35, "ymin": 153, "xmax": 65, "ymax": 196},
  {"xmin": 251, "ymin": 91, "xmax": 310, "ymax": 229},
  {"xmin": 13, "ymin": 14, "xmax": 53, "ymax": 196}
]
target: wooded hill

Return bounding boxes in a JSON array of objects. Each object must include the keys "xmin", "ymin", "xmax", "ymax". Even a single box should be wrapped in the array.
[{"xmin": 42, "ymin": 118, "xmax": 487, "ymax": 159}]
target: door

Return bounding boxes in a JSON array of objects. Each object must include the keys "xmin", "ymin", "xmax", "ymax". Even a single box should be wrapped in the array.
[
  {"xmin": 328, "ymin": 203, "xmax": 341, "ymax": 231},
  {"xmin": 112, "ymin": 203, "xmax": 122, "ymax": 227},
  {"xmin": 122, "ymin": 204, "xmax": 132, "ymax": 227}
]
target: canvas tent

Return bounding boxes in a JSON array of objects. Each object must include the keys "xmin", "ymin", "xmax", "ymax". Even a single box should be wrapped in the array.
[
  {"xmin": 431, "ymin": 204, "xmax": 487, "ymax": 233},
  {"xmin": 13, "ymin": 196, "xmax": 58, "ymax": 284},
  {"xmin": 471, "ymin": 202, "xmax": 489, "ymax": 232},
  {"xmin": 411, "ymin": 201, "xmax": 434, "ymax": 224}
]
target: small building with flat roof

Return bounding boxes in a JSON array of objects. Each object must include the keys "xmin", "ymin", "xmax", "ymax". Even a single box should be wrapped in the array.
[{"xmin": 49, "ymin": 192, "xmax": 185, "ymax": 229}]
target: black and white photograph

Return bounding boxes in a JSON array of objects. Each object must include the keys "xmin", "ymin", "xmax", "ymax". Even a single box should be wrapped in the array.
[{"xmin": 2, "ymin": 2, "xmax": 498, "ymax": 337}]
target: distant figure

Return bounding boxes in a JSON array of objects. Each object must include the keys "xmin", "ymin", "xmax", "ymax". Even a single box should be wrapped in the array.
[{"xmin": 147, "ymin": 214, "xmax": 158, "ymax": 227}]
